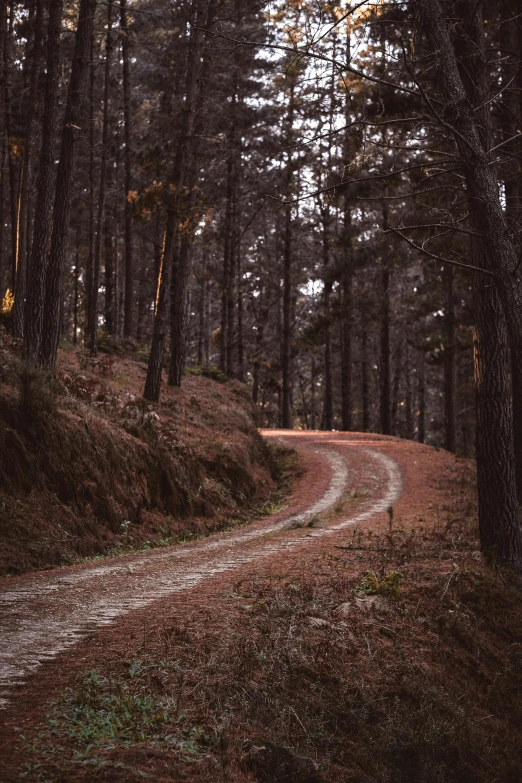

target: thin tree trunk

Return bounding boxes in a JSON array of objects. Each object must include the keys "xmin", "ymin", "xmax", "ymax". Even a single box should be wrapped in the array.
[
  {"xmin": 341, "ymin": 206, "xmax": 353, "ymax": 431},
  {"xmin": 444, "ymin": 264, "xmax": 456, "ymax": 452},
  {"xmin": 167, "ymin": 0, "xmax": 216, "ymax": 389},
  {"xmin": 405, "ymin": 344, "xmax": 413, "ymax": 438},
  {"xmin": 12, "ymin": 0, "xmax": 43, "ymax": 337},
  {"xmin": 281, "ymin": 80, "xmax": 295, "ymax": 429},
  {"xmin": 0, "ymin": 0, "xmax": 5, "ymax": 296},
  {"xmin": 22, "ymin": 0, "xmax": 64, "ymax": 365},
  {"xmin": 418, "ymin": 349, "xmax": 425, "ymax": 444},
  {"xmin": 120, "ymin": 0, "xmax": 134, "ymax": 337},
  {"xmin": 391, "ymin": 341, "xmax": 402, "ymax": 435},
  {"xmin": 40, "ymin": 0, "xmax": 96, "ymax": 369},
  {"xmin": 322, "ymin": 201, "xmax": 333, "ymax": 430},
  {"xmin": 89, "ymin": 0, "xmax": 113, "ymax": 354},
  {"xmin": 361, "ymin": 328, "xmax": 369, "ymax": 432},
  {"xmin": 379, "ymin": 261, "xmax": 391, "ymax": 435},
  {"xmin": 144, "ymin": 223, "xmax": 172, "ymax": 401},
  {"xmin": 84, "ymin": 24, "xmax": 95, "ymax": 341},
  {"xmin": 340, "ymin": 21, "xmax": 353, "ymax": 432},
  {"xmin": 310, "ymin": 355, "xmax": 316, "ymax": 430},
  {"xmin": 4, "ymin": 0, "xmax": 18, "ymax": 293},
  {"xmin": 0, "ymin": 137, "xmax": 5, "ymax": 296},
  {"xmin": 73, "ymin": 225, "xmax": 80, "ymax": 344}
]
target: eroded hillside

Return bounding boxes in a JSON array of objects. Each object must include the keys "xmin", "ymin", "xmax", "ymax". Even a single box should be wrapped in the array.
[{"xmin": 0, "ymin": 329, "xmax": 293, "ymax": 575}]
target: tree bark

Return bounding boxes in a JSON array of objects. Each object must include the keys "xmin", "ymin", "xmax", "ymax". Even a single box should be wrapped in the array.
[
  {"xmin": 474, "ymin": 262, "xmax": 521, "ymax": 564},
  {"xmin": 420, "ymin": 0, "xmax": 522, "ymax": 565},
  {"xmin": 89, "ymin": 0, "xmax": 113, "ymax": 354},
  {"xmin": 145, "ymin": 0, "xmax": 203, "ymax": 399},
  {"xmin": 444, "ymin": 265, "xmax": 456, "ymax": 452},
  {"xmin": 4, "ymin": 0, "xmax": 18, "ymax": 293},
  {"xmin": 40, "ymin": 0, "xmax": 96, "ymax": 369},
  {"xmin": 22, "ymin": 0, "xmax": 64, "ymax": 365},
  {"xmin": 379, "ymin": 261, "xmax": 391, "ymax": 435},
  {"xmin": 361, "ymin": 327, "xmax": 369, "ymax": 432},
  {"xmin": 281, "ymin": 79, "xmax": 295, "ymax": 429},
  {"xmin": 120, "ymin": 0, "xmax": 134, "ymax": 337},
  {"xmin": 167, "ymin": 0, "xmax": 216, "ymax": 389},
  {"xmin": 12, "ymin": 0, "xmax": 44, "ymax": 337},
  {"xmin": 322, "ymin": 203, "xmax": 333, "ymax": 430},
  {"xmin": 418, "ymin": 348, "xmax": 425, "ymax": 444}
]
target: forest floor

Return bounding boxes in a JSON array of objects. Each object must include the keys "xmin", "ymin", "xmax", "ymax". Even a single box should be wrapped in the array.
[{"xmin": 1, "ymin": 428, "xmax": 522, "ymax": 783}]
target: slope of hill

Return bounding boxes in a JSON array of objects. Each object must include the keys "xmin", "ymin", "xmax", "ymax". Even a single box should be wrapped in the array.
[{"xmin": 0, "ymin": 328, "xmax": 293, "ymax": 576}]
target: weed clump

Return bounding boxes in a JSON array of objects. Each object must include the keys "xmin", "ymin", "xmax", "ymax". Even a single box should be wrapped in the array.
[{"xmin": 355, "ymin": 569, "xmax": 403, "ymax": 600}]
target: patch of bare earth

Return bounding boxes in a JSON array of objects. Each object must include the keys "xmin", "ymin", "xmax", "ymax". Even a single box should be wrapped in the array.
[{"xmin": 1, "ymin": 434, "xmax": 521, "ymax": 782}]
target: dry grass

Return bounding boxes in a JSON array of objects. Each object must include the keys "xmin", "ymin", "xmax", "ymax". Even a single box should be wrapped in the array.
[{"xmin": 13, "ymin": 462, "xmax": 522, "ymax": 783}]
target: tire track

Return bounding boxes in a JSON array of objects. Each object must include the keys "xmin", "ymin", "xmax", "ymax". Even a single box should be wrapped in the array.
[{"xmin": 0, "ymin": 441, "xmax": 401, "ymax": 709}]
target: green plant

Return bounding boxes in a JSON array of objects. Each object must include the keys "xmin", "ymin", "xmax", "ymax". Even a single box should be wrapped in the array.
[
  {"xmin": 48, "ymin": 670, "xmax": 170, "ymax": 749},
  {"xmin": 355, "ymin": 569, "xmax": 403, "ymax": 600},
  {"xmin": 184, "ymin": 364, "xmax": 229, "ymax": 383}
]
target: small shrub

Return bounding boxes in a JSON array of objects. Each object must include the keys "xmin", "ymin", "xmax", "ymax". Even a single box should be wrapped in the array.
[
  {"xmin": 185, "ymin": 364, "xmax": 229, "ymax": 383},
  {"xmin": 355, "ymin": 569, "xmax": 403, "ymax": 600},
  {"xmin": 18, "ymin": 364, "xmax": 57, "ymax": 411}
]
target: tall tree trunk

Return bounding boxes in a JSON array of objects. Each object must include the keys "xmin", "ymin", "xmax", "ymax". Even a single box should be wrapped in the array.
[
  {"xmin": 340, "ymin": 20, "xmax": 353, "ymax": 432},
  {"xmin": 144, "ymin": 223, "xmax": 172, "ymax": 401},
  {"xmin": 4, "ymin": 0, "xmax": 18, "ymax": 293},
  {"xmin": 418, "ymin": 348, "xmax": 425, "ymax": 444},
  {"xmin": 40, "ymin": 0, "xmax": 96, "ymax": 369},
  {"xmin": 474, "ymin": 262, "xmax": 520, "ymax": 563},
  {"xmin": 421, "ymin": 0, "xmax": 522, "ymax": 565},
  {"xmin": 84, "ymin": 24, "xmax": 95, "ymax": 341},
  {"xmin": 281, "ymin": 80, "xmax": 295, "ymax": 429},
  {"xmin": 0, "ymin": 0, "xmax": 5, "ymax": 296},
  {"xmin": 502, "ymin": 22, "xmax": 522, "ymax": 503},
  {"xmin": 0, "ymin": 137, "xmax": 5, "ymax": 297},
  {"xmin": 12, "ymin": 0, "xmax": 43, "ymax": 337},
  {"xmin": 322, "ymin": 205, "xmax": 333, "ymax": 430},
  {"xmin": 444, "ymin": 264, "xmax": 456, "ymax": 452},
  {"xmin": 236, "ymin": 242, "xmax": 244, "ymax": 381},
  {"xmin": 341, "ymin": 205, "xmax": 353, "ymax": 431},
  {"xmin": 89, "ymin": 0, "xmax": 113, "ymax": 355},
  {"xmin": 167, "ymin": 0, "xmax": 216, "ymax": 389},
  {"xmin": 379, "ymin": 261, "xmax": 391, "ymax": 435},
  {"xmin": 391, "ymin": 341, "xmax": 402, "ymax": 435},
  {"xmin": 73, "ymin": 225, "xmax": 80, "ymax": 344},
  {"xmin": 361, "ymin": 327, "xmax": 369, "ymax": 432},
  {"xmin": 145, "ymin": 0, "xmax": 203, "ymax": 399},
  {"xmin": 22, "ymin": 0, "xmax": 64, "ymax": 365},
  {"xmin": 310, "ymin": 355, "xmax": 316, "ymax": 430},
  {"xmin": 405, "ymin": 344, "xmax": 413, "ymax": 438},
  {"xmin": 120, "ymin": 0, "xmax": 134, "ymax": 337}
]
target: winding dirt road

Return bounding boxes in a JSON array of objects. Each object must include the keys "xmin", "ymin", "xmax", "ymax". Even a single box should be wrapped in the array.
[{"xmin": 0, "ymin": 430, "xmax": 446, "ymax": 727}]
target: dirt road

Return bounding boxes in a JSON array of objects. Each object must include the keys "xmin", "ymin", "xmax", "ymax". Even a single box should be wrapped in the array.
[{"xmin": 0, "ymin": 431, "xmax": 410, "ymax": 713}]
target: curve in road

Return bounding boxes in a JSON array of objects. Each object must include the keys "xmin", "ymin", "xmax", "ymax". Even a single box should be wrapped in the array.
[{"xmin": 0, "ymin": 432, "xmax": 402, "ymax": 709}]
